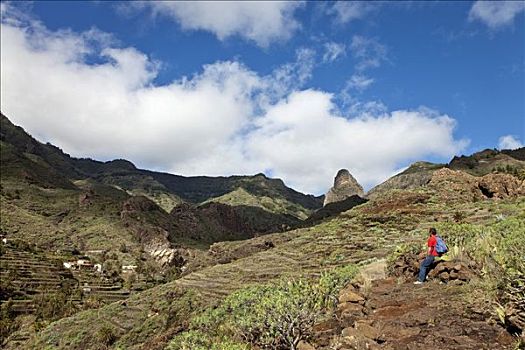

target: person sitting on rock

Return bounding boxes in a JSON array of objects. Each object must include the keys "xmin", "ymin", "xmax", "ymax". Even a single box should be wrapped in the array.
[{"xmin": 414, "ymin": 227, "xmax": 439, "ymax": 284}]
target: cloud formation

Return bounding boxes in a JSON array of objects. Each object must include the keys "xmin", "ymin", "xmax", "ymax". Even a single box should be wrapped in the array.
[
  {"xmin": 343, "ymin": 35, "xmax": 388, "ymax": 94},
  {"xmin": 125, "ymin": 1, "xmax": 303, "ymax": 47},
  {"xmin": 0, "ymin": 7, "xmax": 468, "ymax": 194},
  {"xmin": 498, "ymin": 135, "xmax": 523, "ymax": 150},
  {"xmin": 469, "ymin": 1, "xmax": 525, "ymax": 29},
  {"xmin": 346, "ymin": 74, "xmax": 375, "ymax": 91},
  {"xmin": 322, "ymin": 42, "xmax": 346, "ymax": 63},
  {"xmin": 327, "ymin": 1, "xmax": 377, "ymax": 24}
]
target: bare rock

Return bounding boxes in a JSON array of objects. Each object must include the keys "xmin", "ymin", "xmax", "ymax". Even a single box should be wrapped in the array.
[
  {"xmin": 354, "ymin": 321, "xmax": 382, "ymax": 341},
  {"xmin": 324, "ymin": 169, "xmax": 364, "ymax": 206},
  {"xmin": 297, "ymin": 340, "xmax": 316, "ymax": 350},
  {"xmin": 478, "ymin": 173, "xmax": 525, "ymax": 199},
  {"xmin": 341, "ymin": 327, "xmax": 379, "ymax": 349},
  {"xmin": 339, "ymin": 289, "xmax": 365, "ymax": 303}
]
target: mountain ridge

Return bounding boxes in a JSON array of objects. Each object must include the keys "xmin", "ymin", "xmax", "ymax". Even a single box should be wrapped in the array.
[{"xmin": 0, "ymin": 113, "xmax": 323, "ymax": 218}]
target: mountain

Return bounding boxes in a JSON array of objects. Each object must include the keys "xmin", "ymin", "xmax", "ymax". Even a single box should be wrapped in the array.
[
  {"xmin": 0, "ymin": 114, "xmax": 322, "ymax": 218},
  {"xmin": 366, "ymin": 161, "xmax": 446, "ymax": 200},
  {"xmin": 305, "ymin": 195, "xmax": 368, "ymax": 223},
  {"xmin": 367, "ymin": 149, "xmax": 525, "ymax": 199},
  {"xmin": 449, "ymin": 148, "xmax": 525, "ymax": 176},
  {"xmin": 8, "ymin": 161, "xmax": 523, "ymax": 350},
  {"xmin": 2, "ymin": 112, "xmax": 524, "ymax": 349},
  {"xmin": 323, "ymin": 169, "xmax": 364, "ymax": 206},
  {"xmin": 0, "ymin": 113, "xmax": 317, "ymax": 269}
]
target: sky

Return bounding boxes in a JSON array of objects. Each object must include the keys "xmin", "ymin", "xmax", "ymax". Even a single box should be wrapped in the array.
[{"xmin": 1, "ymin": 1, "xmax": 524, "ymax": 195}]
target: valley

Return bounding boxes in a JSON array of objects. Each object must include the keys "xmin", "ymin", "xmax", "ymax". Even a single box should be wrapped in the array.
[{"xmin": 1, "ymin": 114, "xmax": 524, "ymax": 349}]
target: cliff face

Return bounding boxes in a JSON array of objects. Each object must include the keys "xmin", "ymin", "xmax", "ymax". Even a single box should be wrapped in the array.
[
  {"xmin": 366, "ymin": 162, "xmax": 445, "ymax": 200},
  {"xmin": 324, "ymin": 169, "xmax": 364, "ymax": 206}
]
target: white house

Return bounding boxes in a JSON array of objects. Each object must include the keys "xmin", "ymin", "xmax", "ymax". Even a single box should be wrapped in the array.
[{"xmin": 122, "ymin": 265, "xmax": 137, "ymax": 273}]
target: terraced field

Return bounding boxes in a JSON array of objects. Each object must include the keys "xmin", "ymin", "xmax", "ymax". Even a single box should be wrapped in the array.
[
  {"xmin": 4, "ymin": 186, "xmax": 523, "ymax": 349},
  {"xmin": 0, "ymin": 246, "xmax": 78, "ymax": 314},
  {"xmin": 12, "ymin": 189, "xmax": 475, "ymax": 349}
]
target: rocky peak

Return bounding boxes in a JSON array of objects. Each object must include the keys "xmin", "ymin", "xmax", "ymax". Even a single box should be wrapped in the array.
[{"xmin": 324, "ymin": 169, "xmax": 364, "ymax": 206}]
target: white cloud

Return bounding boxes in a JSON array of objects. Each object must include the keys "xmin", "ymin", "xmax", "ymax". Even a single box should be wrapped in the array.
[
  {"xmin": 265, "ymin": 47, "xmax": 317, "ymax": 102},
  {"xmin": 1, "ymin": 8, "xmax": 468, "ymax": 194},
  {"xmin": 343, "ymin": 36, "xmax": 388, "ymax": 93},
  {"xmin": 469, "ymin": 1, "xmax": 525, "ymax": 29},
  {"xmin": 327, "ymin": 1, "xmax": 377, "ymax": 24},
  {"xmin": 346, "ymin": 74, "xmax": 374, "ymax": 91},
  {"xmin": 248, "ymin": 94, "xmax": 468, "ymax": 191},
  {"xmin": 350, "ymin": 35, "xmax": 387, "ymax": 72},
  {"xmin": 322, "ymin": 42, "xmax": 346, "ymax": 63},
  {"xmin": 126, "ymin": 1, "xmax": 303, "ymax": 47},
  {"xmin": 498, "ymin": 135, "xmax": 523, "ymax": 150}
]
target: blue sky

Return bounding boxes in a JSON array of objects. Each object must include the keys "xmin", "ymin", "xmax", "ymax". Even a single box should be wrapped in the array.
[{"xmin": 1, "ymin": 1, "xmax": 524, "ymax": 194}]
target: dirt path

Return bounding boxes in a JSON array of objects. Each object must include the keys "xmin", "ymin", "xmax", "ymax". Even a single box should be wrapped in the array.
[{"xmin": 312, "ymin": 278, "xmax": 516, "ymax": 350}]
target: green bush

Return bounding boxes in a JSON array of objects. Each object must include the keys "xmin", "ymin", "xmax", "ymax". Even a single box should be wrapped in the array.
[
  {"xmin": 95, "ymin": 325, "xmax": 117, "ymax": 346},
  {"xmin": 435, "ymin": 219, "xmax": 525, "ymax": 332},
  {"xmin": 176, "ymin": 265, "xmax": 358, "ymax": 350},
  {"xmin": 34, "ymin": 290, "xmax": 77, "ymax": 322},
  {"xmin": 167, "ymin": 330, "xmax": 248, "ymax": 350}
]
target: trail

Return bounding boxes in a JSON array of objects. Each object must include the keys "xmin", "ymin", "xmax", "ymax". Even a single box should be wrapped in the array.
[{"xmin": 312, "ymin": 278, "xmax": 516, "ymax": 349}]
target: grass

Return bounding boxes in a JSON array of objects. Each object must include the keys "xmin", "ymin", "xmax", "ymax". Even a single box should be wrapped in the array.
[{"xmin": 202, "ymin": 187, "xmax": 313, "ymax": 220}]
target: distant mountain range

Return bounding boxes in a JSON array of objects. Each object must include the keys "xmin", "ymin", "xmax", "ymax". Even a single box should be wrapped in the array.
[
  {"xmin": 2, "ymin": 112, "xmax": 524, "ymax": 350},
  {"xmin": 0, "ymin": 113, "xmax": 321, "ymax": 269},
  {"xmin": 2, "ymin": 112, "xmax": 523, "ymax": 256},
  {"xmin": 0, "ymin": 113, "xmax": 323, "ymax": 217}
]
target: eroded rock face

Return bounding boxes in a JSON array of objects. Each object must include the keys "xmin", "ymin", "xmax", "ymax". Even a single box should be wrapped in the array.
[
  {"xmin": 120, "ymin": 196, "xmax": 181, "ymax": 267},
  {"xmin": 143, "ymin": 238, "xmax": 179, "ymax": 267},
  {"xmin": 324, "ymin": 169, "xmax": 364, "ymax": 206},
  {"xmin": 366, "ymin": 162, "xmax": 444, "ymax": 200},
  {"xmin": 477, "ymin": 173, "xmax": 525, "ymax": 199},
  {"xmin": 429, "ymin": 168, "xmax": 525, "ymax": 202}
]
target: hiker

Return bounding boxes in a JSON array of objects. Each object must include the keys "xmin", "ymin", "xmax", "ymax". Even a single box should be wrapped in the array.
[{"xmin": 414, "ymin": 227, "xmax": 439, "ymax": 284}]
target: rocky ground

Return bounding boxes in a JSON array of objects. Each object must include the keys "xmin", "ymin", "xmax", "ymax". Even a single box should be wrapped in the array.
[{"xmin": 304, "ymin": 263, "xmax": 516, "ymax": 350}]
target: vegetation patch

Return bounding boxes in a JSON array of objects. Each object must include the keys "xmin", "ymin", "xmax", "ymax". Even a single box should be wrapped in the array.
[{"xmin": 169, "ymin": 265, "xmax": 358, "ymax": 350}]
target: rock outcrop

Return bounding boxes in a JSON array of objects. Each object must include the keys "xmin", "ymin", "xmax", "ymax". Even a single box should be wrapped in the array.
[
  {"xmin": 324, "ymin": 169, "xmax": 364, "ymax": 206},
  {"xmin": 366, "ymin": 162, "xmax": 444, "ymax": 200},
  {"xmin": 429, "ymin": 168, "xmax": 525, "ymax": 202},
  {"xmin": 120, "ymin": 196, "xmax": 180, "ymax": 267}
]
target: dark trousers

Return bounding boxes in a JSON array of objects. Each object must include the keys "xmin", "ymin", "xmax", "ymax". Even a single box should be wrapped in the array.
[{"xmin": 418, "ymin": 255, "xmax": 435, "ymax": 282}]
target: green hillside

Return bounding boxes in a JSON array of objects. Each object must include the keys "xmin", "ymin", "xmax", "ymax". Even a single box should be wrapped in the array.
[
  {"xmin": 0, "ymin": 113, "xmax": 322, "ymax": 218},
  {"xmin": 10, "ymin": 168, "xmax": 523, "ymax": 349}
]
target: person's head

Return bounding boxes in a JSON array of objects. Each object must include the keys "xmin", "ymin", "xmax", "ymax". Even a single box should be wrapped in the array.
[{"xmin": 429, "ymin": 227, "xmax": 437, "ymax": 235}]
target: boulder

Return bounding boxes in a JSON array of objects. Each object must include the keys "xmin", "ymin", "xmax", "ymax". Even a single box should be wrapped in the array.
[
  {"xmin": 339, "ymin": 289, "xmax": 365, "ymax": 303},
  {"xmin": 354, "ymin": 320, "xmax": 382, "ymax": 341}
]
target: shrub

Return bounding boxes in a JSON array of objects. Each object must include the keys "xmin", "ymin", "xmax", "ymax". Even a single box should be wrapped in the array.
[
  {"xmin": 167, "ymin": 330, "xmax": 248, "ymax": 350},
  {"xmin": 453, "ymin": 210, "xmax": 465, "ymax": 223},
  {"xmin": 95, "ymin": 325, "xmax": 117, "ymax": 346},
  {"xmin": 185, "ymin": 265, "xmax": 358, "ymax": 350},
  {"xmin": 33, "ymin": 290, "xmax": 77, "ymax": 322},
  {"xmin": 436, "ymin": 219, "xmax": 525, "ymax": 333},
  {"xmin": 0, "ymin": 300, "xmax": 20, "ymax": 343}
]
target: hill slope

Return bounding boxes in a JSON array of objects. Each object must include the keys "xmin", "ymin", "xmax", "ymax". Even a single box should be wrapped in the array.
[
  {"xmin": 12, "ymin": 169, "xmax": 523, "ymax": 349},
  {"xmin": 367, "ymin": 148, "xmax": 525, "ymax": 199},
  {"xmin": 0, "ymin": 113, "xmax": 322, "ymax": 218}
]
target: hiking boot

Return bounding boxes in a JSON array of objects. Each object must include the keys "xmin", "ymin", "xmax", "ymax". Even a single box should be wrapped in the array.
[{"xmin": 413, "ymin": 281, "xmax": 423, "ymax": 285}]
